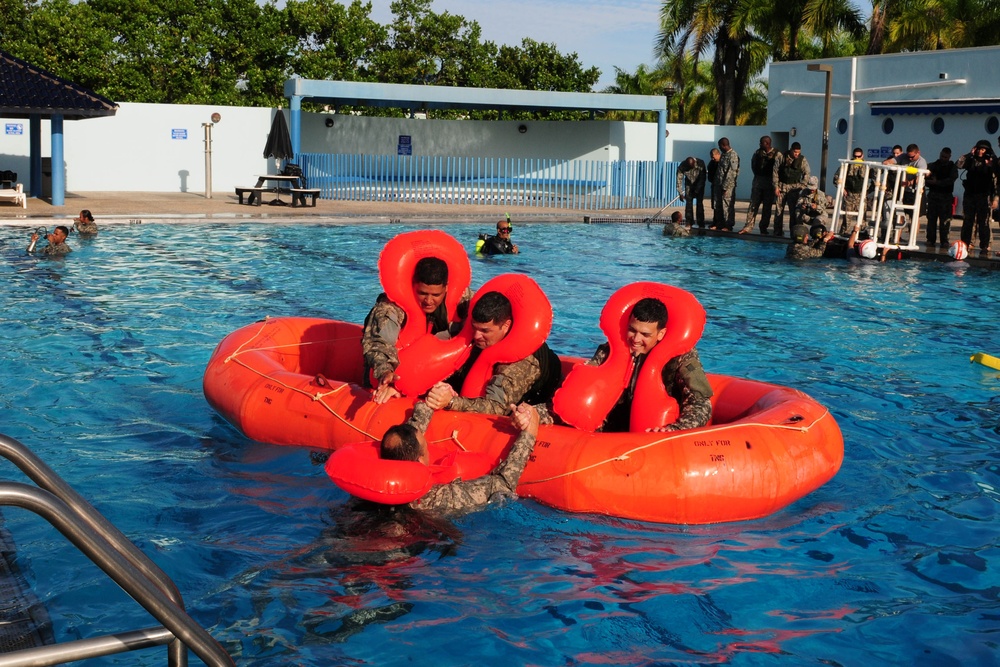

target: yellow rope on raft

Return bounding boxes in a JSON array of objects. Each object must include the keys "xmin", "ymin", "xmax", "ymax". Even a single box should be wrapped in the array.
[{"xmin": 521, "ymin": 410, "xmax": 831, "ymax": 485}]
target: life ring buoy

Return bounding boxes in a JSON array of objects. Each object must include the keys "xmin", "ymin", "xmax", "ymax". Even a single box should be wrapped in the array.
[
  {"xmin": 377, "ymin": 230, "xmax": 473, "ymax": 395},
  {"xmin": 552, "ymin": 282, "xmax": 705, "ymax": 432},
  {"xmin": 456, "ymin": 274, "xmax": 553, "ymax": 398},
  {"xmin": 325, "ymin": 440, "xmax": 496, "ymax": 505}
]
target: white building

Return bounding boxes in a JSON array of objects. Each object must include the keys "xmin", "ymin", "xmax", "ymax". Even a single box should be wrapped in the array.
[{"xmin": 769, "ymin": 45, "xmax": 1000, "ymax": 189}]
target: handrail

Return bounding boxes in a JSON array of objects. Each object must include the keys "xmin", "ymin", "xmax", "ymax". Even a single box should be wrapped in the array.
[{"xmin": 0, "ymin": 433, "xmax": 234, "ymax": 667}]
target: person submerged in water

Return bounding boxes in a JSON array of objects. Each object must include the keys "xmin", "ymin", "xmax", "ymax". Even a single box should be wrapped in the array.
[
  {"xmin": 380, "ymin": 401, "xmax": 540, "ymax": 514},
  {"xmin": 27, "ymin": 226, "xmax": 72, "ymax": 256}
]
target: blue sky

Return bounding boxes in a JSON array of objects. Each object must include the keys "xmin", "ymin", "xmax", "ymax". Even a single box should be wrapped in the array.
[{"xmin": 365, "ymin": 0, "xmax": 663, "ymax": 90}]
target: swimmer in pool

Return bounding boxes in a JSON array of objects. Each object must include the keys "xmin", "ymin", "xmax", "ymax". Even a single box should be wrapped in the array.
[{"xmin": 380, "ymin": 401, "xmax": 539, "ymax": 514}]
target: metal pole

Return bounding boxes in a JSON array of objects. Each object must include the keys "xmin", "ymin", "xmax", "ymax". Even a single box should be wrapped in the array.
[
  {"xmin": 203, "ymin": 123, "xmax": 213, "ymax": 199},
  {"xmin": 821, "ymin": 70, "xmax": 831, "ymax": 192},
  {"xmin": 807, "ymin": 64, "xmax": 834, "ymax": 192}
]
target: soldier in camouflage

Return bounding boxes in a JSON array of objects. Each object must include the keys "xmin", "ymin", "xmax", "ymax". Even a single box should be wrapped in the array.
[
  {"xmin": 832, "ymin": 148, "xmax": 871, "ymax": 234},
  {"xmin": 584, "ymin": 298, "xmax": 712, "ymax": 433},
  {"xmin": 773, "ymin": 142, "xmax": 811, "ymax": 237},
  {"xmin": 712, "ymin": 137, "xmax": 740, "ymax": 230},
  {"xmin": 28, "ymin": 226, "xmax": 72, "ymax": 256},
  {"xmin": 786, "ymin": 224, "xmax": 835, "ymax": 260},
  {"xmin": 676, "ymin": 156, "xmax": 707, "ymax": 227},
  {"xmin": 74, "ymin": 210, "xmax": 98, "ymax": 235},
  {"xmin": 380, "ymin": 401, "xmax": 539, "ymax": 515},
  {"xmin": 425, "ymin": 291, "xmax": 562, "ymax": 416},
  {"xmin": 362, "ymin": 256, "xmax": 471, "ymax": 403},
  {"xmin": 740, "ymin": 135, "xmax": 778, "ymax": 234},
  {"xmin": 795, "ymin": 176, "xmax": 830, "ymax": 229}
]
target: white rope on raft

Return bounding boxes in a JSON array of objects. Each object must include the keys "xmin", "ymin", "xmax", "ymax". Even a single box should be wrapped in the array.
[
  {"xmin": 521, "ymin": 410, "xmax": 831, "ymax": 485},
  {"xmin": 222, "ymin": 316, "xmax": 833, "ymax": 482},
  {"xmin": 223, "ymin": 317, "xmax": 378, "ymax": 440}
]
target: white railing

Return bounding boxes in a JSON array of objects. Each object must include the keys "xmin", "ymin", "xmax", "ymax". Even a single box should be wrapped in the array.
[{"xmin": 298, "ymin": 154, "xmax": 680, "ymax": 210}]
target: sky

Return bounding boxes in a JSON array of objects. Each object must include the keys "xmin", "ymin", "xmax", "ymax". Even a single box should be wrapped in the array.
[{"xmin": 365, "ymin": 0, "xmax": 664, "ymax": 91}]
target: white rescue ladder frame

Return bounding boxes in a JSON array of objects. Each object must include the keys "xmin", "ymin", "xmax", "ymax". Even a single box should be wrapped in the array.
[{"xmin": 830, "ymin": 159, "xmax": 928, "ymax": 251}]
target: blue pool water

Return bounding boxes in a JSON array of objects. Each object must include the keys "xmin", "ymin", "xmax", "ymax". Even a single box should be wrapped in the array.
[{"xmin": 1, "ymin": 221, "xmax": 998, "ymax": 666}]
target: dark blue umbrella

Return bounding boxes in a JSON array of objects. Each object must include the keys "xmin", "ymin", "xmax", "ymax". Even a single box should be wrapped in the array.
[{"xmin": 263, "ymin": 110, "xmax": 293, "ymax": 168}]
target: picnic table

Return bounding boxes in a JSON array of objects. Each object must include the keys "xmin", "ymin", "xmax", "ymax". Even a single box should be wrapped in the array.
[{"xmin": 235, "ymin": 175, "xmax": 320, "ymax": 207}]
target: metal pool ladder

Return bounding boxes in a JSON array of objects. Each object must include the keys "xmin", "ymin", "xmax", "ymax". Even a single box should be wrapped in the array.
[{"xmin": 0, "ymin": 433, "xmax": 235, "ymax": 667}]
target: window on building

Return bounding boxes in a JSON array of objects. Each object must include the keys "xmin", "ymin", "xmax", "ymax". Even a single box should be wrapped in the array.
[
  {"xmin": 986, "ymin": 116, "xmax": 999, "ymax": 135},
  {"xmin": 882, "ymin": 118, "xmax": 894, "ymax": 134},
  {"xmin": 836, "ymin": 118, "xmax": 848, "ymax": 134},
  {"xmin": 932, "ymin": 117, "xmax": 945, "ymax": 135}
]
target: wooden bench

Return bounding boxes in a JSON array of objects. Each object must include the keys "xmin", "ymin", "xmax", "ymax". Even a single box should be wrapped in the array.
[
  {"xmin": 235, "ymin": 186, "xmax": 267, "ymax": 206},
  {"xmin": 0, "ymin": 183, "xmax": 27, "ymax": 208},
  {"xmin": 291, "ymin": 188, "xmax": 321, "ymax": 207}
]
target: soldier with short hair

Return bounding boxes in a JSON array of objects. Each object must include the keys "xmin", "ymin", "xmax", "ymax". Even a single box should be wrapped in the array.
[{"xmin": 773, "ymin": 142, "xmax": 810, "ymax": 238}]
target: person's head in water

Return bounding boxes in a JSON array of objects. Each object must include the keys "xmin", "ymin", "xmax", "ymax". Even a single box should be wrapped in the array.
[
  {"xmin": 50, "ymin": 226, "xmax": 69, "ymax": 244},
  {"xmin": 77, "ymin": 209, "xmax": 94, "ymax": 223},
  {"xmin": 470, "ymin": 291, "xmax": 512, "ymax": 349},
  {"xmin": 670, "ymin": 211, "xmax": 683, "ymax": 224},
  {"xmin": 412, "ymin": 257, "xmax": 448, "ymax": 315},
  {"xmin": 626, "ymin": 297, "xmax": 668, "ymax": 356},
  {"xmin": 380, "ymin": 423, "xmax": 429, "ymax": 464}
]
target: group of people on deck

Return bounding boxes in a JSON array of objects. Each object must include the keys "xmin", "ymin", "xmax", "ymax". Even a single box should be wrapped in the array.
[{"xmin": 359, "ymin": 233, "xmax": 713, "ymax": 513}]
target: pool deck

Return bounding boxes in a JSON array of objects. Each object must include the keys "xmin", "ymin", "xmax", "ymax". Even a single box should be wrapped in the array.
[{"xmin": 1, "ymin": 191, "xmax": 997, "ymax": 268}]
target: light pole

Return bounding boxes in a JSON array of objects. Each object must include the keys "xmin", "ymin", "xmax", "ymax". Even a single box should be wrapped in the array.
[
  {"xmin": 807, "ymin": 64, "xmax": 833, "ymax": 192},
  {"xmin": 664, "ymin": 84, "xmax": 676, "ymax": 123}
]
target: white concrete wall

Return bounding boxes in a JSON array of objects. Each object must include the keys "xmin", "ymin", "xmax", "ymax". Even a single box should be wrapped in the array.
[
  {"xmin": 1, "ymin": 100, "xmax": 764, "ymax": 199},
  {"xmin": 1, "ymin": 103, "xmax": 275, "ymax": 193},
  {"xmin": 769, "ymin": 46, "xmax": 1000, "ymax": 183}
]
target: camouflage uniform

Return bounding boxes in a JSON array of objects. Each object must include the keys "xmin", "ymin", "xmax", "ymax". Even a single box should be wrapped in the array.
[
  {"xmin": 795, "ymin": 188, "xmax": 829, "ymax": 229},
  {"xmin": 361, "ymin": 288, "xmax": 472, "ymax": 387},
  {"xmin": 774, "ymin": 153, "xmax": 810, "ymax": 236},
  {"xmin": 74, "ymin": 221, "xmax": 98, "ymax": 235},
  {"xmin": 405, "ymin": 402, "xmax": 536, "ymax": 515},
  {"xmin": 676, "ymin": 158, "xmax": 707, "ymax": 227},
  {"xmin": 447, "ymin": 342, "xmax": 561, "ymax": 416},
  {"xmin": 743, "ymin": 148, "xmax": 778, "ymax": 233},
  {"xmin": 662, "ymin": 222, "xmax": 691, "ymax": 237},
  {"xmin": 785, "ymin": 238, "xmax": 829, "ymax": 260},
  {"xmin": 589, "ymin": 345, "xmax": 713, "ymax": 432},
  {"xmin": 32, "ymin": 241, "xmax": 72, "ymax": 256},
  {"xmin": 713, "ymin": 149, "xmax": 740, "ymax": 229}
]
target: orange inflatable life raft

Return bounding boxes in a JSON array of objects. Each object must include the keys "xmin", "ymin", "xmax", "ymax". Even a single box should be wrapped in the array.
[{"xmin": 203, "ymin": 317, "xmax": 844, "ymax": 525}]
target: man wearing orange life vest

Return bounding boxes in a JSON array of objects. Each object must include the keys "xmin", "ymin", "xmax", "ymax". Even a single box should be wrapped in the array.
[
  {"xmin": 591, "ymin": 298, "xmax": 712, "ymax": 433},
  {"xmin": 362, "ymin": 257, "xmax": 471, "ymax": 404},
  {"xmin": 379, "ymin": 402, "xmax": 539, "ymax": 514},
  {"xmin": 424, "ymin": 291, "xmax": 562, "ymax": 416}
]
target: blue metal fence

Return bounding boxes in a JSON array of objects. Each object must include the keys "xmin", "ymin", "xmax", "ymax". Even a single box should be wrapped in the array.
[{"xmin": 298, "ymin": 153, "xmax": 679, "ymax": 210}]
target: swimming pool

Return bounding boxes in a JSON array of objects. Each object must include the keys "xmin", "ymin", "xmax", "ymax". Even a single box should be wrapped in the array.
[{"xmin": 1, "ymin": 221, "xmax": 998, "ymax": 665}]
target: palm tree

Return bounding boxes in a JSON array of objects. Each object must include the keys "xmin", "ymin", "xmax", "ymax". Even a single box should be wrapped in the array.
[
  {"xmin": 656, "ymin": 0, "xmax": 767, "ymax": 125},
  {"xmin": 601, "ymin": 64, "xmax": 662, "ymax": 121}
]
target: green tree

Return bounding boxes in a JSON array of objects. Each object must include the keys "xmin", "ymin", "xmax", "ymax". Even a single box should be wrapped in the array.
[
  {"xmin": 372, "ymin": 0, "xmax": 494, "ymax": 88},
  {"xmin": 492, "ymin": 38, "xmax": 599, "ymax": 93},
  {"xmin": 286, "ymin": 0, "xmax": 386, "ymax": 82},
  {"xmin": 601, "ymin": 64, "xmax": 663, "ymax": 121},
  {"xmin": 656, "ymin": 0, "xmax": 768, "ymax": 125}
]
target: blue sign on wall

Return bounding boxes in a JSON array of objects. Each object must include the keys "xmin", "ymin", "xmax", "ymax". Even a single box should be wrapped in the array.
[
  {"xmin": 5, "ymin": 123, "xmax": 24, "ymax": 135},
  {"xmin": 398, "ymin": 135, "xmax": 412, "ymax": 156},
  {"xmin": 172, "ymin": 128, "xmax": 188, "ymax": 140}
]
